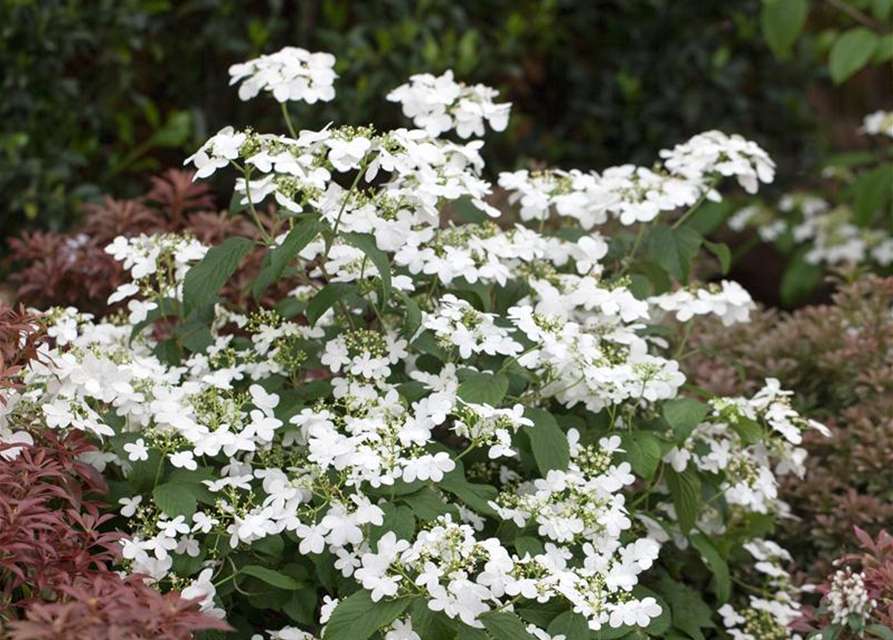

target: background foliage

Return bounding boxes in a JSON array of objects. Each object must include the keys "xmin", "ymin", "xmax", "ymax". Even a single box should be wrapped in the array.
[{"xmin": 1, "ymin": 0, "xmax": 838, "ymax": 239}]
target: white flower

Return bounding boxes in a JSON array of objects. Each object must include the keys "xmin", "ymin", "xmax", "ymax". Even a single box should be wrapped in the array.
[
  {"xmin": 229, "ymin": 47, "xmax": 337, "ymax": 104},
  {"xmin": 124, "ymin": 438, "xmax": 149, "ymax": 462},
  {"xmin": 118, "ymin": 496, "xmax": 143, "ymax": 517},
  {"xmin": 170, "ymin": 450, "xmax": 198, "ymax": 470}
]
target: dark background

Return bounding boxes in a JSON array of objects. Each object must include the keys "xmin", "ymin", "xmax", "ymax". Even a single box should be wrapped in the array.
[{"xmin": 0, "ymin": 0, "xmax": 888, "ymax": 241}]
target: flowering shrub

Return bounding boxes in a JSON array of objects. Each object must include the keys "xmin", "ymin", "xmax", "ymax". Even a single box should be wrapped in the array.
[
  {"xmin": 685, "ymin": 274, "xmax": 893, "ymax": 581},
  {"xmin": 1, "ymin": 46, "xmax": 838, "ymax": 640}
]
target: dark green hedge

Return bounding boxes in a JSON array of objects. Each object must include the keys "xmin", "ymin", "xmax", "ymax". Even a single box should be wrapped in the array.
[{"xmin": 1, "ymin": 0, "xmax": 818, "ymax": 237}]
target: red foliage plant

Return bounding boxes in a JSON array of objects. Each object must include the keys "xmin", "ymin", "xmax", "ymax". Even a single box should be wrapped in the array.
[
  {"xmin": 0, "ymin": 431, "xmax": 230, "ymax": 638},
  {"xmin": 795, "ymin": 527, "xmax": 893, "ymax": 636},
  {"xmin": 3, "ymin": 573, "xmax": 231, "ymax": 640},
  {"xmin": 0, "ymin": 303, "xmax": 47, "ymax": 405},
  {"xmin": 4, "ymin": 168, "xmax": 281, "ymax": 314}
]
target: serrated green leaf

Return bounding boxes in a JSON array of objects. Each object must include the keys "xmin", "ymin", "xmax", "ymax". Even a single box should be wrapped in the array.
[
  {"xmin": 621, "ymin": 431, "xmax": 663, "ymax": 479},
  {"xmin": 344, "ymin": 231, "xmax": 392, "ymax": 304},
  {"xmin": 482, "ymin": 611, "xmax": 539, "ymax": 640},
  {"xmin": 402, "ymin": 487, "xmax": 454, "ymax": 521},
  {"xmin": 829, "ymin": 27, "xmax": 880, "ymax": 84},
  {"xmin": 660, "ymin": 576, "xmax": 714, "ymax": 640},
  {"xmin": 663, "ymin": 397, "xmax": 709, "ymax": 443},
  {"xmin": 547, "ymin": 611, "xmax": 590, "ymax": 640},
  {"xmin": 455, "ymin": 627, "xmax": 490, "ymax": 640},
  {"xmin": 690, "ymin": 533, "xmax": 731, "ymax": 603},
  {"xmin": 152, "ymin": 482, "xmax": 197, "ymax": 518},
  {"xmin": 182, "ymin": 236, "xmax": 253, "ymax": 315},
  {"xmin": 666, "ymin": 467, "xmax": 701, "ymax": 533},
  {"xmin": 457, "ymin": 372, "xmax": 508, "ymax": 406},
  {"xmin": 411, "ymin": 599, "xmax": 458, "ymax": 640},
  {"xmin": 761, "ymin": 0, "xmax": 807, "ymax": 59},
  {"xmin": 648, "ymin": 225, "xmax": 703, "ymax": 282},
  {"xmin": 323, "ymin": 590, "xmax": 410, "ymax": 640},
  {"xmin": 240, "ymin": 564, "xmax": 302, "ymax": 590},
  {"xmin": 253, "ymin": 218, "xmax": 323, "ymax": 298},
  {"xmin": 514, "ymin": 536, "xmax": 545, "ymax": 558},
  {"xmin": 524, "ymin": 408, "xmax": 570, "ymax": 474},
  {"xmin": 283, "ymin": 587, "xmax": 318, "ymax": 625}
]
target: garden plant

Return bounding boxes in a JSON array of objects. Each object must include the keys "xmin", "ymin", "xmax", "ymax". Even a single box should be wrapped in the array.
[{"xmin": 5, "ymin": 43, "xmax": 890, "ymax": 640}]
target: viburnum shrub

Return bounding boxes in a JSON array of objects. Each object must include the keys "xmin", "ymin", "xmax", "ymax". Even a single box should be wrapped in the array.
[{"xmin": 1, "ymin": 47, "xmax": 841, "ymax": 640}]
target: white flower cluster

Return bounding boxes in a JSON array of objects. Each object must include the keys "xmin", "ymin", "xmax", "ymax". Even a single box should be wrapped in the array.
[
  {"xmin": 730, "ymin": 193, "xmax": 893, "ymax": 267},
  {"xmin": 229, "ymin": 46, "xmax": 337, "ymax": 103},
  {"xmin": 498, "ymin": 131, "xmax": 774, "ymax": 227},
  {"xmin": 387, "ymin": 70, "xmax": 511, "ymax": 138},
  {"xmin": 826, "ymin": 568, "xmax": 875, "ymax": 626},
  {"xmin": 650, "ymin": 280, "xmax": 755, "ymax": 326},
  {"xmin": 718, "ymin": 540, "xmax": 804, "ymax": 640},
  {"xmin": 860, "ymin": 110, "xmax": 893, "ymax": 138},
  {"xmin": 663, "ymin": 378, "xmax": 828, "ymax": 516}
]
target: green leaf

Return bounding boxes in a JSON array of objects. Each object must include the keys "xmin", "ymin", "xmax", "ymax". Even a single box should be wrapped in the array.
[
  {"xmin": 648, "ymin": 225, "xmax": 703, "ymax": 282},
  {"xmin": 455, "ymin": 627, "xmax": 490, "ymax": 640},
  {"xmin": 182, "ymin": 237, "xmax": 253, "ymax": 315},
  {"xmin": 411, "ymin": 599, "xmax": 458, "ymax": 640},
  {"xmin": 514, "ymin": 536, "xmax": 545, "ymax": 558},
  {"xmin": 306, "ymin": 282, "xmax": 356, "ymax": 326},
  {"xmin": 253, "ymin": 218, "xmax": 323, "ymax": 298},
  {"xmin": 829, "ymin": 27, "xmax": 880, "ymax": 84},
  {"xmin": 450, "ymin": 195, "xmax": 489, "ymax": 224},
  {"xmin": 663, "ymin": 397, "xmax": 708, "ymax": 443},
  {"xmin": 874, "ymin": 33, "xmax": 893, "ymax": 63},
  {"xmin": 440, "ymin": 474, "xmax": 498, "ymax": 516},
  {"xmin": 152, "ymin": 482, "xmax": 197, "ymax": 518},
  {"xmin": 344, "ymin": 232, "xmax": 392, "ymax": 304},
  {"xmin": 690, "ymin": 533, "xmax": 731, "ymax": 603},
  {"xmin": 660, "ymin": 576, "xmax": 714, "ymax": 640},
  {"xmin": 704, "ymin": 240, "xmax": 732, "ymax": 274},
  {"xmin": 402, "ymin": 487, "xmax": 454, "ymax": 521},
  {"xmin": 761, "ymin": 0, "xmax": 807, "ymax": 59},
  {"xmin": 853, "ymin": 163, "xmax": 893, "ymax": 227},
  {"xmin": 523, "ymin": 408, "xmax": 570, "ymax": 474},
  {"xmin": 457, "ymin": 372, "xmax": 508, "ymax": 406},
  {"xmin": 516, "ymin": 600, "xmax": 568, "ymax": 628},
  {"xmin": 397, "ymin": 291, "xmax": 423, "ymax": 337},
  {"xmin": 371, "ymin": 504, "xmax": 416, "ymax": 544},
  {"xmin": 323, "ymin": 590, "xmax": 411, "ymax": 640},
  {"xmin": 283, "ymin": 587, "xmax": 318, "ymax": 625},
  {"xmin": 548, "ymin": 611, "xmax": 590, "ymax": 640},
  {"xmin": 481, "ymin": 612, "xmax": 539, "ymax": 640},
  {"xmin": 666, "ymin": 467, "xmax": 701, "ymax": 533},
  {"xmin": 867, "ymin": 624, "xmax": 893, "ymax": 640},
  {"xmin": 240, "ymin": 565, "xmax": 302, "ymax": 590},
  {"xmin": 621, "ymin": 431, "xmax": 663, "ymax": 479},
  {"xmin": 731, "ymin": 417, "xmax": 763, "ymax": 445}
]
